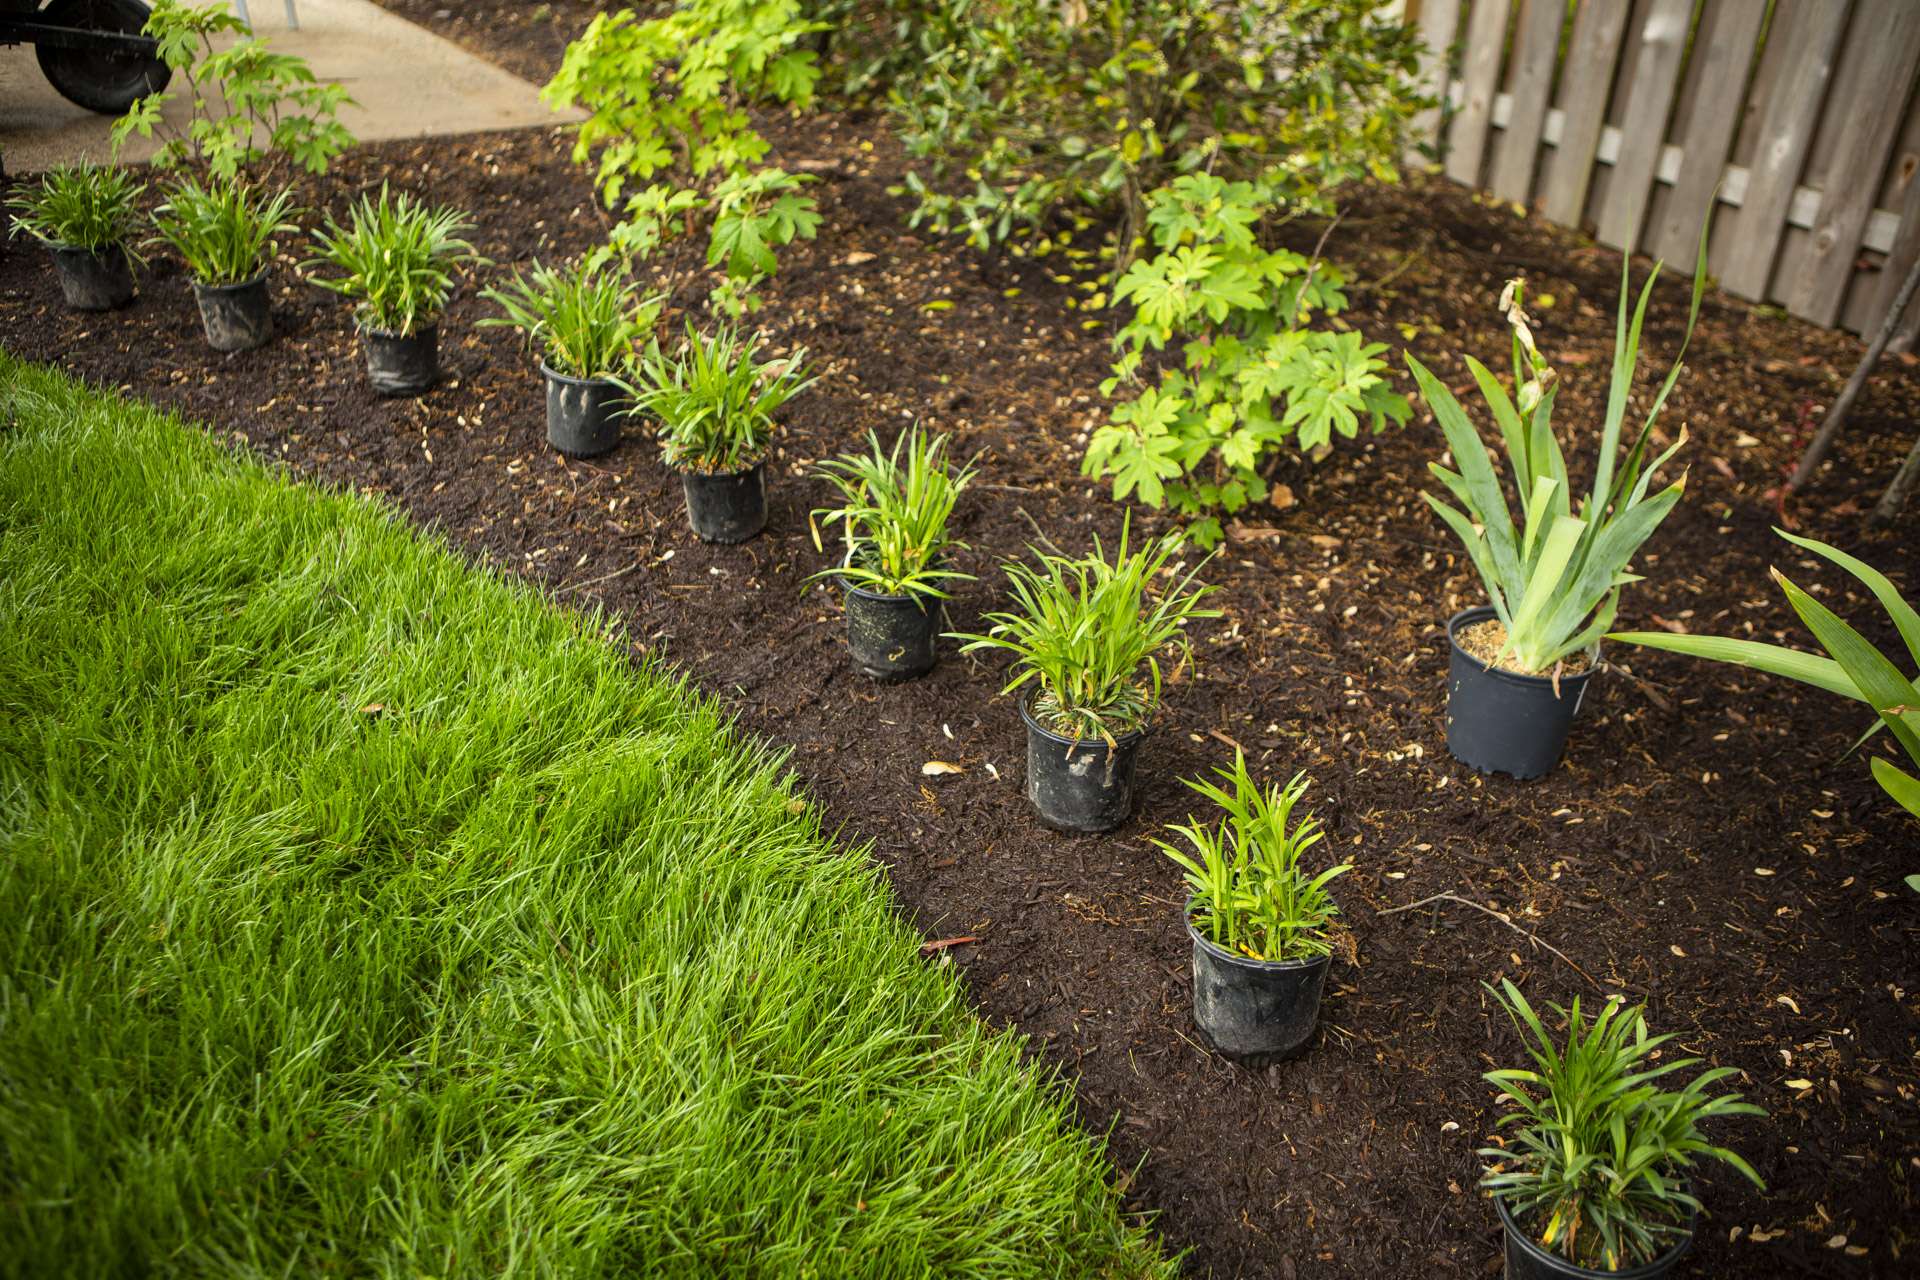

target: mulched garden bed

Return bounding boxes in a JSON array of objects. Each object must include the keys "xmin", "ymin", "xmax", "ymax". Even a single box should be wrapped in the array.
[{"xmin": 5, "ymin": 99, "xmax": 1918, "ymax": 1280}]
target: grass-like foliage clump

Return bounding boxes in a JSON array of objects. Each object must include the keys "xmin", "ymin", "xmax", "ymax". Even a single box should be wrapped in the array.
[
  {"xmin": 637, "ymin": 323, "xmax": 815, "ymax": 473},
  {"xmin": 148, "ymin": 177, "xmax": 300, "ymax": 285},
  {"xmin": 306, "ymin": 184, "xmax": 480, "ymax": 336},
  {"xmin": 0, "ymin": 358, "xmax": 1170, "ymax": 1279},
  {"xmin": 811, "ymin": 426, "xmax": 977, "ymax": 601},
  {"xmin": 954, "ymin": 518, "xmax": 1219, "ymax": 741},
  {"xmin": 6, "ymin": 161, "xmax": 146, "ymax": 256},
  {"xmin": 479, "ymin": 257, "xmax": 660, "ymax": 381},
  {"xmin": 1480, "ymin": 979, "xmax": 1763, "ymax": 1271},
  {"xmin": 1156, "ymin": 752, "xmax": 1349, "ymax": 962}
]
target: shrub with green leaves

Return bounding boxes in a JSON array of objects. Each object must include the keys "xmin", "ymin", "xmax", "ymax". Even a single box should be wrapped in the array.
[
  {"xmin": 1480, "ymin": 979, "xmax": 1763, "ymax": 1271},
  {"xmin": 111, "ymin": 0, "xmax": 355, "ymax": 180},
  {"xmin": 305, "ymin": 186, "xmax": 479, "ymax": 336},
  {"xmin": 1612, "ymin": 530, "xmax": 1920, "ymax": 893},
  {"xmin": 1085, "ymin": 173, "xmax": 1410, "ymax": 547},
  {"xmin": 951, "ymin": 518, "xmax": 1219, "ymax": 740},
  {"xmin": 810, "ymin": 426, "xmax": 977, "ymax": 600},
  {"xmin": 1406, "ymin": 241, "xmax": 1709, "ymax": 675},
  {"xmin": 479, "ymin": 258, "xmax": 661, "ymax": 381},
  {"xmin": 544, "ymin": 1, "xmax": 824, "ymax": 315},
  {"xmin": 888, "ymin": 0, "xmax": 1425, "ymax": 253},
  {"xmin": 147, "ymin": 178, "xmax": 299, "ymax": 285},
  {"xmin": 637, "ymin": 324, "xmax": 815, "ymax": 472},
  {"xmin": 6, "ymin": 162, "xmax": 145, "ymax": 256},
  {"xmin": 1156, "ymin": 752, "xmax": 1349, "ymax": 962}
]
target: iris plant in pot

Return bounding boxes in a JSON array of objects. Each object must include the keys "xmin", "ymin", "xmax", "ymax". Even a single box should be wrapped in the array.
[
  {"xmin": 1480, "ymin": 979, "xmax": 1763, "ymax": 1279},
  {"xmin": 952, "ymin": 519, "xmax": 1218, "ymax": 833},
  {"xmin": 148, "ymin": 177, "xmax": 300, "ymax": 352},
  {"xmin": 1156, "ymin": 752, "xmax": 1349, "ymax": 1064},
  {"xmin": 306, "ymin": 184, "xmax": 479, "ymax": 396},
  {"xmin": 1404, "ymin": 245, "xmax": 1707, "ymax": 779},
  {"xmin": 635, "ymin": 324, "xmax": 814, "ymax": 544},
  {"xmin": 479, "ymin": 257, "xmax": 660, "ymax": 459},
  {"xmin": 810, "ymin": 426, "xmax": 978, "ymax": 680},
  {"xmin": 7, "ymin": 161, "xmax": 146, "ymax": 311},
  {"xmin": 1612, "ymin": 529, "xmax": 1920, "ymax": 892}
]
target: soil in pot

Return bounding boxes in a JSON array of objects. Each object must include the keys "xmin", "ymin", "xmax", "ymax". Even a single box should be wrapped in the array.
[
  {"xmin": 843, "ymin": 582, "xmax": 940, "ymax": 680},
  {"xmin": 543, "ymin": 363, "xmax": 627, "ymax": 458},
  {"xmin": 360, "ymin": 324, "xmax": 439, "ymax": 397},
  {"xmin": 1495, "ymin": 1194, "xmax": 1693, "ymax": 1280},
  {"xmin": 193, "ymin": 272, "xmax": 273, "ymax": 352},
  {"xmin": 681, "ymin": 462, "xmax": 767, "ymax": 543},
  {"xmin": 1445, "ymin": 605, "xmax": 1596, "ymax": 780},
  {"xmin": 1020, "ymin": 697, "xmax": 1144, "ymax": 833},
  {"xmin": 1186, "ymin": 907, "xmax": 1331, "ymax": 1065},
  {"xmin": 50, "ymin": 245, "xmax": 134, "ymax": 311}
]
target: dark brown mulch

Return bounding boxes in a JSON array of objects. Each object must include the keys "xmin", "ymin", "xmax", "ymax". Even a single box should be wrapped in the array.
[{"xmin": 5, "ymin": 108, "xmax": 1919, "ymax": 1280}]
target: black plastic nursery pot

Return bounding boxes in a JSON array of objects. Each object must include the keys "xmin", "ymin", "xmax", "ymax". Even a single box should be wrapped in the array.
[
  {"xmin": 1446, "ymin": 606, "xmax": 1597, "ymax": 780},
  {"xmin": 1020, "ymin": 697, "xmax": 1145, "ymax": 834},
  {"xmin": 843, "ymin": 582, "xmax": 940, "ymax": 681},
  {"xmin": 681, "ymin": 462, "xmax": 767, "ymax": 543},
  {"xmin": 360, "ymin": 323, "xmax": 439, "ymax": 397},
  {"xmin": 542, "ymin": 363, "xmax": 627, "ymax": 459},
  {"xmin": 1495, "ymin": 1194, "xmax": 1694, "ymax": 1280},
  {"xmin": 192, "ymin": 271, "xmax": 273, "ymax": 353},
  {"xmin": 1186, "ymin": 904, "xmax": 1331, "ymax": 1064},
  {"xmin": 50, "ymin": 243, "xmax": 133, "ymax": 311}
]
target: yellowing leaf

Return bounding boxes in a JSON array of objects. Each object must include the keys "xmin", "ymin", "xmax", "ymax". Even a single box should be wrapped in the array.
[{"xmin": 921, "ymin": 761, "xmax": 965, "ymax": 776}]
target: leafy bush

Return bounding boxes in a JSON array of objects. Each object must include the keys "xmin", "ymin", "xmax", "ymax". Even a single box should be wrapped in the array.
[
  {"xmin": 888, "ymin": 0, "xmax": 1424, "ymax": 252},
  {"xmin": 1480, "ymin": 979, "xmax": 1763, "ymax": 1271},
  {"xmin": 6, "ymin": 162, "xmax": 145, "ymax": 256},
  {"xmin": 544, "ymin": 1, "xmax": 824, "ymax": 315},
  {"xmin": 637, "ymin": 324, "xmax": 815, "ymax": 472},
  {"xmin": 1156, "ymin": 752, "xmax": 1348, "ymax": 961},
  {"xmin": 480, "ymin": 259, "xmax": 661, "ymax": 381},
  {"xmin": 305, "ymin": 186, "xmax": 480, "ymax": 335},
  {"xmin": 1407, "ymin": 245, "xmax": 1707, "ymax": 675},
  {"xmin": 148, "ymin": 178, "xmax": 299, "ymax": 285},
  {"xmin": 111, "ymin": 0, "xmax": 355, "ymax": 179},
  {"xmin": 1612, "ymin": 530, "xmax": 1920, "ymax": 892},
  {"xmin": 951, "ymin": 518, "xmax": 1218, "ymax": 740},
  {"xmin": 810, "ymin": 426, "xmax": 978, "ymax": 600},
  {"xmin": 1085, "ymin": 173, "xmax": 1410, "ymax": 546}
]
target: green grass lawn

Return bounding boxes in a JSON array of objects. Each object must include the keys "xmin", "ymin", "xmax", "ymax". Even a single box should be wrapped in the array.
[{"xmin": 0, "ymin": 358, "xmax": 1169, "ymax": 1279}]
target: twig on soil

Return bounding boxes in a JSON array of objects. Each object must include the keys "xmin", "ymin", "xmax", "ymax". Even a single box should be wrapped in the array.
[
  {"xmin": 554, "ymin": 560, "xmax": 643, "ymax": 595},
  {"xmin": 919, "ymin": 935, "xmax": 979, "ymax": 956},
  {"xmin": 1013, "ymin": 506, "xmax": 1065, "ymax": 554},
  {"xmin": 1377, "ymin": 891, "xmax": 1601, "ymax": 990}
]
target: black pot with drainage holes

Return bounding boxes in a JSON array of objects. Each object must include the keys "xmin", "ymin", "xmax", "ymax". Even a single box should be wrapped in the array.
[
  {"xmin": 542, "ymin": 362, "xmax": 627, "ymax": 458},
  {"xmin": 1020, "ymin": 696, "xmax": 1143, "ymax": 833},
  {"xmin": 360, "ymin": 323, "xmax": 439, "ymax": 397},
  {"xmin": 192, "ymin": 271, "xmax": 273, "ymax": 352},
  {"xmin": 843, "ymin": 581, "xmax": 941, "ymax": 681},
  {"xmin": 50, "ymin": 243, "xmax": 134, "ymax": 310},
  {"xmin": 1445, "ymin": 605, "xmax": 1597, "ymax": 780},
  {"xmin": 681, "ymin": 462, "xmax": 767, "ymax": 543},
  {"xmin": 1495, "ymin": 1193, "xmax": 1694, "ymax": 1280},
  {"xmin": 1186, "ymin": 902, "xmax": 1330, "ymax": 1065}
]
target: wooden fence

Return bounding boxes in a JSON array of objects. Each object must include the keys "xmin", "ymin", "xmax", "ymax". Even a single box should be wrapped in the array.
[{"xmin": 1403, "ymin": 0, "xmax": 1920, "ymax": 346}]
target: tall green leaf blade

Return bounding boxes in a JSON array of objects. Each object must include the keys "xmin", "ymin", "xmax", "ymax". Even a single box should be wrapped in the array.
[
  {"xmin": 1776, "ymin": 529, "xmax": 1920, "ymax": 671},
  {"xmin": 1779, "ymin": 574, "xmax": 1920, "ymax": 762},
  {"xmin": 1408, "ymin": 355, "xmax": 1522, "ymax": 596},
  {"xmin": 1607, "ymin": 632, "xmax": 1862, "ymax": 701}
]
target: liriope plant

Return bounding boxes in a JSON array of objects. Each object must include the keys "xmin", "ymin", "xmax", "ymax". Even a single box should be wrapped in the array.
[{"xmin": 810, "ymin": 426, "xmax": 978, "ymax": 601}]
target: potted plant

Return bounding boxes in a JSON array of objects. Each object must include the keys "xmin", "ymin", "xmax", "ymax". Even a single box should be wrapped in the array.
[
  {"xmin": 635, "ymin": 323, "xmax": 815, "ymax": 543},
  {"xmin": 148, "ymin": 177, "xmax": 300, "ymax": 352},
  {"xmin": 306, "ymin": 184, "xmax": 479, "ymax": 396},
  {"xmin": 6, "ymin": 161, "xmax": 145, "ymax": 311},
  {"xmin": 1611, "ymin": 529, "xmax": 1920, "ymax": 892},
  {"xmin": 810, "ymin": 426, "xmax": 978, "ymax": 680},
  {"xmin": 479, "ymin": 257, "xmax": 660, "ymax": 459},
  {"xmin": 952, "ymin": 518, "xmax": 1219, "ymax": 832},
  {"xmin": 1480, "ymin": 979, "xmax": 1763, "ymax": 1279},
  {"xmin": 1404, "ymin": 248, "xmax": 1708, "ymax": 779},
  {"xmin": 1155, "ymin": 752, "xmax": 1349, "ymax": 1063}
]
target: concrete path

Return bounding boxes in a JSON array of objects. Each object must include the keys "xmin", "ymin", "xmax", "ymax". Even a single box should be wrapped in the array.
[{"xmin": 0, "ymin": 0, "xmax": 575, "ymax": 173}]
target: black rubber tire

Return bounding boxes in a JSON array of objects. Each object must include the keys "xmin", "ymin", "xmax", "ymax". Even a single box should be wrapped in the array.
[{"xmin": 34, "ymin": 0, "xmax": 170, "ymax": 116}]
